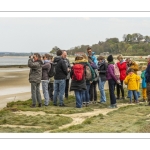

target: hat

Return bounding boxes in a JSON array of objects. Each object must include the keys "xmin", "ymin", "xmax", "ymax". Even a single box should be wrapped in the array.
[
  {"xmin": 146, "ymin": 55, "xmax": 150, "ymax": 59},
  {"xmin": 107, "ymin": 55, "xmax": 113, "ymax": 62}
]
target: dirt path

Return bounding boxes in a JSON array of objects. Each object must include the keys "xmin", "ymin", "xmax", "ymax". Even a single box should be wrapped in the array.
[{"xmin": 12, "ymin": 103, "xmax": 134, "ymax": 132}]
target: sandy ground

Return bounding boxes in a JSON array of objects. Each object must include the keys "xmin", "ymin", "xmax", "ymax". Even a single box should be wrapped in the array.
[{"xmin": 0, "ymin": 68, "xmax": 44, "ymax": 109}]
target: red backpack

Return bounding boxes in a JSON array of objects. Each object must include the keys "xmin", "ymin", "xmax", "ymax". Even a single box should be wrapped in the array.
[{"xmin": 72, "ymin": 64, "xmax": 85, "ymax": 81}]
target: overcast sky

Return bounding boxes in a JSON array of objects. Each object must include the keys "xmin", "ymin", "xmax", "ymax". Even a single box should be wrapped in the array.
[{"xmin": 1, "ymin": 17, "xmax": 150, "ymax": 53}]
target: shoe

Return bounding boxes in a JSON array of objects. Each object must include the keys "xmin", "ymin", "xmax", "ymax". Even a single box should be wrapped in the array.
[
  {"xmin": 121, "ymin": 97, "xmax": 125, "ymax": 100},
  {"xmin": 128, "ymin": 101, "xmax": 132, "ymax": 104},
  {"xmin": 30, "ymin": 104, "xmax": 36, "ymax": 108},
  {"xmin": 116, "ymin": 97, "xmax": 120, "ymax": 100},
  {"xmin": 86, "ymin": 102, "xmax": 89, "ymax": 107},
  {"xmin": 44, "ymin": 104, "xmax": 48, "ymax": 106},
  {"xmin": 108, "ymin": 105, "xmax": 115, "ymax": 109},
  {"xmin": 82, "ymin": 102, "xmax": 86, "ymax": 107},
  {"xmin": 38, "ymin": 103, "xmax": 42, "ymax": 107},
  {"xmin": 135, "ymin": 101, "xmax": 139, "ymax": 103},
  {"xmin": 59, "ymin": 104, "xmax": 66, "ymax": 107},
  {"xmin": 99, "ymin": 101, "xmax": 106, "ymax": 104},
  {"xmin": 141, "ymin": 99, "xmax": 146, "ymax": 102},
  {"xmin": 53, "ymin": 104, "xmax": 57, "ymax": 106}
]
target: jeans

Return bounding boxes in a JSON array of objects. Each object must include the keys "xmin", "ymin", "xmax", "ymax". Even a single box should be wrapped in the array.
[
  {"xmin": 53, "ymin": 79, "xmax": 66, "ymax": 105},
  {"xmin": 127, "ymin": 90, "xmax": 140, "ymax": 99},
  {"xmin": 128, "ymin": 90, "xmax": 138, "ymax": 102},
  {"xmin": 84, "ymin": 84, "xmax": 90, "ymax": 103},
  {"xmin": 31, "ymin": 82, "xmax": 42, "ymax": 105},
  {"xmin": 98, "ymin": 78, "xmax": 106, "ymax": 102},
  {"xmin": 108, "ymin": 79, "xmax": 116, "ymax": 105},
  {"xmin": 74, "ymin": 90, "xmax": 84, "ymax": 108},
  {"xmin": 42, "ymin": 80, "xmax": 50, "ymax": 105}
]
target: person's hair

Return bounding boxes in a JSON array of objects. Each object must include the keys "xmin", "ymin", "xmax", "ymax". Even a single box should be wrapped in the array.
[
  {"xmin": 82, "ymin": 54, "xmax": 88, "ymax": 60},
  {"xmin": 117, "ymin": 54, "xmax": 123, "ymax": 60},
  {"xmin": 97, "ymin": 55, "xmax": 105, "ymax": 61},
  {"xmin": 62, "ymin": 50, "xmax": 67, "ymax": 54},
  {"xmin": 87, "ymin": 47, "xmax": 91, "ymax": 51},
  {"xmin": 44, "ymin": 53, "xmax": 50, "ymax": 60},
  {"xmin": 75, "ymin": 56, "xmax": 83, "ymax": 61},
  {"xmin": 56, "ymin": 50, "xmax": 63, "ymax": 56},
  {"xmin": 34, "ymin": 53, "xmax": 41, "ymax": 60},
  {"xmin": 126, "ymin": 57, "xmax": 130, "ymax": 61},
  {"xmin": 128, "ymin": 68, "xmax": 134, "ymax": 73},
  {"xmin": 49, "ymin": 55, "xmax": 53, "ymax": 60}
]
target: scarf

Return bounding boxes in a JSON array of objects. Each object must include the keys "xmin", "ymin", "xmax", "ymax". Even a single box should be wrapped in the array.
[{"xmin": 108, "ymin": 61, "xmax": 114, "ymax": 65}]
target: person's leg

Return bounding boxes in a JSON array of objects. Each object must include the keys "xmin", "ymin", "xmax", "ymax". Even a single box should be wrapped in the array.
[
  {"xmin": 98, "ymin": 78, "xmax": 106, "ymax": 102},
  {"xmin": 53, "ymin": 80, "xmax": 59, "ymax": 105},
  {"xmin": 31, "ymin": 83, "xmax": 36, "ymax": 106},
  {"xmin": 48, "ymin": 82, "xmax": 54, "ymax": 101},
  {"xmin": 42, "ymin": 81, "xmax": 50, "ymax": 106},
  {"xmin": 65, "ymin": 79, "xmax": 69, "ymax": 99},
  {"xmin": 89, "ymin": 82, "xmax": 94, "ymax": 102},
  {"xmin": 93, "ymin": 81, "xmax": 97, "ymax": 102},
  {"xmin": 36, "ymin": 83, "xmax": 42, "ymax": 106},
  {"xmin": 74, "ymin": 90, "xmax": 82, "ymax": 108},
  {"xmin": 143, "ymin": 88, "xmax": 147, "ymax": 100},
  {"xmin": 120, "ymin": 80, "xmax": 125, "ymax": 98},
  {"xmin": 128, "ymin": 90, "xmax": 132, "ymax": 103},
  {"xmin": 133, "ymin": 90, "xmax": 138, "ymax": 103},
  {"xmin": 108, "ymin": 79, "xmax": 117, "ymax": 106},
  {"xmin": 116, "ymin": 84, "xmax": 120, "ymax": 99},
  {"xmin": 58, "ymin": 79, "xmax": 66, "ymax": 106}
]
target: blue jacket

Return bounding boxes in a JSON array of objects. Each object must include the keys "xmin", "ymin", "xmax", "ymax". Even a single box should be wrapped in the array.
[
  {"xmin": 141, "ymin": 70, "xmax": 147, "ymax": 88},
  {"xmin": 145, "ymin": 63, "xmax": 150, "ymax": 83},
  {"xmin": 88, "ymin": 52, "xmax": 98, "ymax": 65}
]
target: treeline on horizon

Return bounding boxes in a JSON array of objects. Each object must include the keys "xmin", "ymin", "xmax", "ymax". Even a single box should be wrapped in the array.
[{"xmin": 51, "ymin": 33, "xmax": 150, "ymax": 56}]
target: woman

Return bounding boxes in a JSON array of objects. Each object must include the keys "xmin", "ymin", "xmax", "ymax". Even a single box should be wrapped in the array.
[
  {"xmin": 106, "ymin": 55, "xmax": 119, "ymax": 108},
  {"xmin": 116, "ymin": 54, "xmax": 127, "ymax": 99},
  {"xmin": 97, "ymin": 56, "xmax": 107, "ymax": 103},
  {"xmin": 41, "ymin": 53, "xmax": 51, "ymax": 106},
  {"xmin": 70, "ymin": 55, "xmax": 87, "ymax": 108}
]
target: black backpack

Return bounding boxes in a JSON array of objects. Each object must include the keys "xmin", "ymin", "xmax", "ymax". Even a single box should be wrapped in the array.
[{"xmin": 48, "ymin": 62, "xmax": 57, "ymax": 78}]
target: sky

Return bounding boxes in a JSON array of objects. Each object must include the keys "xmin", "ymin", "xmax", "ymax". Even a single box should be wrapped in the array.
[{"xmin": 1, "ymin": 17, "xmax": 150, "ymax": 53}]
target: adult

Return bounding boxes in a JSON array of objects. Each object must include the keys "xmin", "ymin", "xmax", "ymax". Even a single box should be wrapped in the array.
[
  {"xmin": 62, "ymin": 50, "xmax": 71, "ymax": 100},
  {"xmin": 106, "ymin": 55, "xmax": 119, "ymax": 108},
  {"xmin": 70, "ymin": 55, "xmax": 87, "ymax": 108},
  {"xmin": 41, "ymin": 53, "xmax": 51, "ymax": 106},
  {"xmin": 28, "ymin": 53, "xmax": 43, "ymax": 108},
  {"xmin": 116, "ymin": 54, "xmax": 127, "ymax": 99},
  {"xmin": 145, "ymin": 55, "xmax": 150, "ymax": 106},
  {"xmin": 87, "ymin": 47, "xmax": 98, "ymax": 65},
  {"xmin": 97, "ymin": 56, "xmax": 107, "ymax": 103},
  {"xmin": 53, "ymin": 50, "xmax": 68, "ymax": 107}
]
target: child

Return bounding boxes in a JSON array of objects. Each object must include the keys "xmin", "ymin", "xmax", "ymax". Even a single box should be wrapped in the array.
[
  {"xmin": 124, "ymin": 68, "xmax": 140, "ymax": 103},
  {"xmin": 141, "ymin": 66, "xmax": 147, "ymax": 102}
]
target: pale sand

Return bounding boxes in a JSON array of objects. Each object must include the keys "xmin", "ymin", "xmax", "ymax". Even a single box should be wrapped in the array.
[{"xmin": 0, "ymin": 68, "xmax": 44, "ymax": 110}]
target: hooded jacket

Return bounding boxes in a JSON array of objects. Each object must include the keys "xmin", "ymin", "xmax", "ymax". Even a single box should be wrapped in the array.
[
  {"xmin": 124, "ymin": 72, "xmax": 140, "ymax": 90},
  {"xmin": 41, "ymin": 60, "xmax": 51, "ymax": 80},
  {"xmin": 53, "ymin": 56, "xmax": 68, "ymax": 80},
  {"xmin": 28, "ymin": 58, "xmax": 43, "ymax": 83},
  {"xmin": 88, "ymin": 52, "xmax": 98, "ymax": 65}
]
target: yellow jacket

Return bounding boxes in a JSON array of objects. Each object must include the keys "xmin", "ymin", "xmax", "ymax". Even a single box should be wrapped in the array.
[{"xmin": 124, "ymin": 72, "xmax": 140, "ymax": 90}]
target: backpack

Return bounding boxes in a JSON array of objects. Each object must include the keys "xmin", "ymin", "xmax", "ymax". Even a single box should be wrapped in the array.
[
  {"xmin": 72, "ymin": 64, "xmax": 85, "ymax": 81},
  {"xmin": 114, "ymin": 63, "xmax": 120, "ymax": 78},
  {"xmin": 48, "ymin": 62, "xmax": 57, "ymax": 78},
  {"xmin": 93, "ymin": 69, "xmax": 99, "ymax": 81},
  {"xmin": 85, "ymin": 65, "xmax": 92, "ymax": 80}
]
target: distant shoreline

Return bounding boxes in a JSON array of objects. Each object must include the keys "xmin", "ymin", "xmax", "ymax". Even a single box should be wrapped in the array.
[{"xmin": 0, "ymin": 65, "xmax": 28, "ymax": 68}]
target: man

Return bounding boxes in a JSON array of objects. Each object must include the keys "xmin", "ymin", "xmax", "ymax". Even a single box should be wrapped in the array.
[
  {"xmin": 28, "ymin": 53, "xmax": 43, "ymax": 108},
  {"xmin": 87, "ymin": 47, "xmax": 98, "ymax": 65},
  {"xmin": 145, "ymin": 55, "xmax": 150, "ymax": 106},
  {"xmin": 53, "ymin": 50, "xmax": 68, "ymax": 106},
  {"xmin": 62, "ymin": 50, "xmax": 71, "ymax": 99}
]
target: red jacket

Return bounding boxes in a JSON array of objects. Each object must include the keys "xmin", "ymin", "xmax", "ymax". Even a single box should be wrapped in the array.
[{"xmin": 117, "ymin": 61, "xmax": 127, "ymax": 81}]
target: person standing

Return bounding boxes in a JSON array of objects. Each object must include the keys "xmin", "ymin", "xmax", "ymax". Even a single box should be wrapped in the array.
[
  {"xmin": 62, "ymin": 50, "xmax": 71, "ymax": 100},
  {"xmin": 28, "ymin": 53, "xmax": 43, "ymax": 108},
  {"xmin": 70, "ymin": 55, "xmax": 87, "ymax": 108},
  {"xmin": 41, "ymin": 54, "xmax": 51, "ymax": 106},
  {"xmin": 87, "ymin": 47, "xmax": 98, "ymax": 65},
  {"xmin": 97, "ymin": 56, "xmax": 107, "ymax": 103},
  {"xmin": 53, "ymin": 50, "xmax": 68, "ymax": 107},
  {"xmin": 145, "ymin": 55, "xmax": 150, "ymax": 106},
  {"xmin": 116, "ymin": 55, "xmax": 127, "ymax": 99},
  {"xmin": 106, "ymin": 55, "xmax": 119, "ymax": 108}
]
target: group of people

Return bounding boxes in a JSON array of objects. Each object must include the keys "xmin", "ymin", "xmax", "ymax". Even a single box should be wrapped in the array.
[{"xmin": 28, "ymin": 47, "xmax": 150, "ymax": 109}]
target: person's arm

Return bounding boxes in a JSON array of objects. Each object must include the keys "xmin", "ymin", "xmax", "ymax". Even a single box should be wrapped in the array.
[
  {"xmin": 124, "ymin": 76, "xmax": 128, "ymax": 85},
  {"xmin": 61, "ymin": 60, "xmax": 68, "ymax": 76},
  {"xmin": 109, "ymin": 65, "xmax": 118, "ymax": 82},
  {"xmin": 42, "ymin": 63, "xmax": 50, "ymax": 70},
  {"xmin": 28, "ymin": 59, "xmax": 40, "ymax": 69}
]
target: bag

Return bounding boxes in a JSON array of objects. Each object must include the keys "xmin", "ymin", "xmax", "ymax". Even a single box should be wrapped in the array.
[
  {"xmin": 85, "ymin": 65, "xmax": 92, "ymax": 80},
  {"xmin": 72, "ymin": 64, "xmax": 85, "ymax": 81},
  {"xmin": 93, "ymin": 69, "xmax": 99, "ymax": 81},
  {"xmin": 48, "ymin": 62, "xmax": 57, "ymax": 78},
  {"xmin": 114, "ymin": 63, "xmax": 120, "ymax": 78}
]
